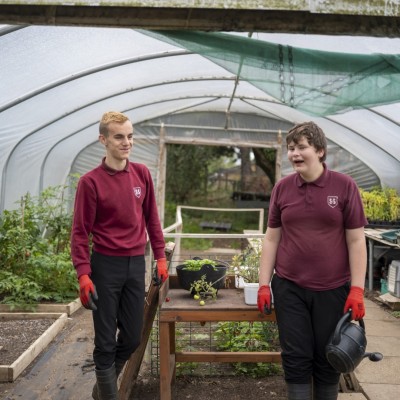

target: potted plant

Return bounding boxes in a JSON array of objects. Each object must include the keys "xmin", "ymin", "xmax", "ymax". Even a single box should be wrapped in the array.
[
  {"xmin": 176, "ymin": 257, "xmax": 228, "ymax": 293},
  {"xmin": 230, "ymin": 240, "xmax": 262, "ymax": 305}
]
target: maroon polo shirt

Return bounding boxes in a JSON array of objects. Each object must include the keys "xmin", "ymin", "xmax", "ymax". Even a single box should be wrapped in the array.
[{"xmin": 268, "ymin": 164, "xmax": 367, "ymax": 290}]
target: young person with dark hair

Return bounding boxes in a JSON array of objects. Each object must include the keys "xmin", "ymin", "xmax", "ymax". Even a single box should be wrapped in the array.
[{"xmin": 258, "ymin": 121, "xmax": 367, "ymax": 400}]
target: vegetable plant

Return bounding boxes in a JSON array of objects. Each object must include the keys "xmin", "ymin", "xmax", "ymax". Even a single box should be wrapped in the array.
[
  {"xmin": 190, "ymin": 275, "xmax": 218, "ymax": 302},
  {"xmin": 215, "ymin": 321, "xmax": 281, "ymax": 377},
  {"xmin": 0, "ymin": 180, "xmax": 79, "ymax": 308},
  {"xmin": 182, "ymin": 258, "xmax": 218, "ymax": 271},
  {"xmin": 230, "ymin": 240, "xmax": 261, "ymax": 283}
]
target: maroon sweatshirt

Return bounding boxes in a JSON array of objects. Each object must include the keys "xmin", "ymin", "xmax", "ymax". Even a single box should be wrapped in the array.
[{"xmin": 71, "ymin": 159, "xmax": 165, "ymax": 278}]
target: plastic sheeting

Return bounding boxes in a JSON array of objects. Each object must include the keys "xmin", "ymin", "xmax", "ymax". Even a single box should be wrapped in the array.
[
  {"xmin": 0, "ymin": 25, "xmax": 399, "ymax": 212},
  {"xmin": 145, "ymin": 30, "xmax": 400, "ymax": 116}
]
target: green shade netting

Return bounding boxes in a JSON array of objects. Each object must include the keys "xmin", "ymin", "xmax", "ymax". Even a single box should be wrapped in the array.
[{"xmin": 144, "ymin": 30, "xmax": 400, "ymax": 116}]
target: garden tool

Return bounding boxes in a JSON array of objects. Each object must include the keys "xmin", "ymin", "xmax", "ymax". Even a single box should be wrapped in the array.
[{"xmin": 325, "ymin": 310, "xmax": 383, "ymax": 373}]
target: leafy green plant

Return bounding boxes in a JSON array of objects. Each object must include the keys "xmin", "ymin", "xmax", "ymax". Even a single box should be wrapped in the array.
[
  {"xmin": 360, "ymin": 187, "xmax": 400, "ymax": 221},
  {"xmin": 215, "ymin": 321, "xmax": 281, "ymax": 377},
  {"xmin": 0, "ymin": 271, "xmax": 44, "ymax": 309},
  {"xmin": 182, "ymin": 258, "xmax": 217, "ymax": 271},
  {"xmin": 391, "ymin": 311, "xmax": 400, "ymax": 319},
  {"xmin": 0, "ymin": 181, "xmax": 78, "ymax": 307},
  {"xmin": 230, "ymin": 240, "xmax": 261, "ymax": 283}
]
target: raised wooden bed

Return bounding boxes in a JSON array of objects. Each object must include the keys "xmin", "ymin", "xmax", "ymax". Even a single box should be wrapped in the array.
[
  {"xmin": 0, "ymin": 298, "xmax": 81, "ymax": 316},
  {"xmin": 0, "ymin": 312, "xmax": 68, "ymax": 382}
]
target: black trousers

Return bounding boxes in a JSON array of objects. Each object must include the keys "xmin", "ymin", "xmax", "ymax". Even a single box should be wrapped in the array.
[
  {"xmin": 271, "ymin": 274, "xmax": 349, "ymax": 385},
  {"xmin": 90, "ymin": 251, "xmax": 145, "ymax": 370}
]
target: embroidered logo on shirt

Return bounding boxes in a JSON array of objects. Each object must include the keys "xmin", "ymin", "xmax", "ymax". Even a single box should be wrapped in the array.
[
  {"xmin": 133, "ymin": 187, "xmax": 142, "ymax": 198},
  {"xmin": 327, "ymin": 196, "xmax": 338, "ymax": 208}
]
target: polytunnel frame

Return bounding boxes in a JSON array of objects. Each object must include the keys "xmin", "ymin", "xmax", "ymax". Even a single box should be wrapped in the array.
[
  {"xmin": 0, "ymin": 25, "xmax": 294, "ymax": 213},
  {"xmin": 0, "ymin": 25, "xmax": 399, "ymax": 214}
]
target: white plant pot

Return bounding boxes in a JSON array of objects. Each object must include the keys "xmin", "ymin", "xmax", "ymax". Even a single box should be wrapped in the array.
[
  {"xmin": 243, "ymin": 282, "xmax": 259, "ymax": 305},
  {"xmin": 243, "ymin": 282, "xmax": 274, "ymax": 306}
]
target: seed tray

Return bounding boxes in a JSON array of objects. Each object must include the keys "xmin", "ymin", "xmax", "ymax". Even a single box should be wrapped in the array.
[{"xmin": 380, "ymin": 230, "xmax": 400, "ymax": 244}]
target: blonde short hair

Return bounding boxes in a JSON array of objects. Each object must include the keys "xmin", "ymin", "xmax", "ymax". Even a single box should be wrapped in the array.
[{"xmin": 99, "ymin": 111, "xmax": 130, "ymax": 137}]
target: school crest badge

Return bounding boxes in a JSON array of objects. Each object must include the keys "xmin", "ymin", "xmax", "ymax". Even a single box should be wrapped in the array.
[
  {"xmin": 327, "ymin": 196, "xmax": 338, "ymax": 208},
  {"xmin": 133, "ymin": 187, "xmax": 141, "ymax": 198}
]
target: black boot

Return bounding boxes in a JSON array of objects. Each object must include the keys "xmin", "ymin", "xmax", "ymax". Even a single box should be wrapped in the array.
[
  {"xmin": 286, "ymin": 383, "xmax": 312, "ymax": 400},
  {"xmin": 92, "ymin": 361, "xmax": 125, "ymax": 400},
  {"xmin": 313, "ymin": 383, "xmax": 338, "ymax": 400},
  {"xmin": 92, "ymin": 364, "xmax": 118, "ymax": 400}
]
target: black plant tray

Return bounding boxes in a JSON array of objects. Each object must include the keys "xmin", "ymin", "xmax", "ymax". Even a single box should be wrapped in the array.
[
  {"xmin": 176, "ymin": 263, "xmax": 227, "ymax": 292},
  {"xmin": 366, "ymin": 220, "xmax": 400, "ymax": 229}
]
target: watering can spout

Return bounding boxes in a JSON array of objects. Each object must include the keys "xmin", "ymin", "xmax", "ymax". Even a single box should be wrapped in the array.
[{"xmin": 364, "ymin": 352, "xmax": 383, "ymax": 362}]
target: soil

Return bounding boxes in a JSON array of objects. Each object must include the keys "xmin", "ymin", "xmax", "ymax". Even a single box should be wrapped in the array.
[
  {"xmin": 133, "ymin": 373, "xmax": 287, "ymax": 400},
  {"xmin": 0, "ymin": 319, "xmax": 54, "ymax": 365}
]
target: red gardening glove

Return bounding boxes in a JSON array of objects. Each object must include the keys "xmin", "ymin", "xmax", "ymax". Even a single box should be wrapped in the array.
[
  {"xmin": 257, "ymin": 285, "xmax": 272, "ymax": 315},
  {"xmin": 157, "ymin": 258, "xmax": 169, "ymax": 283},
  {"xmin": 78, "ymin": 274, "xmax": 98, "ymax": 311},
  {"xmin": 344, "ymin": 286, "xmax": 365, "ymax": 321}
]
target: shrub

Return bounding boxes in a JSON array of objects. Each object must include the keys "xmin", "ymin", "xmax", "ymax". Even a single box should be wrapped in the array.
[
  {"xmin": 0, "ymin": 183, "xmax": 78, "ymax": 307},
  {"xmin": 360, "ymin": 187, "xmax": 400, "ymax": 221}
]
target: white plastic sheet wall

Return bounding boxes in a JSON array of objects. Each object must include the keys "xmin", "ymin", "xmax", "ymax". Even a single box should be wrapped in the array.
[{"xmin": 0, "ymin": 25, "xmax": 399, "ymax": 212}]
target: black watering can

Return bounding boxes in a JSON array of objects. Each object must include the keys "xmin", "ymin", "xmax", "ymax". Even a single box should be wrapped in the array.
[{"xmin": 325, "ymin": 310, "xmax": 383, "ymax": 373}]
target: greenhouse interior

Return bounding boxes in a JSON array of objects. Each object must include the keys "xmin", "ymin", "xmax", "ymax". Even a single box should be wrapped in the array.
[{"xmin": 1, "ymin": 2, "xmax": 400, "ymax": 400}]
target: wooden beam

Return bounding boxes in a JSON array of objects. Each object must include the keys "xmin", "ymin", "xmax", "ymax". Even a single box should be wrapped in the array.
[
  {"xmin": 1, "ymin": 5, "xmax": 400, "ymax": 37},
  {"xmin": 118, "ymin": 243, "xmax": 175, "ymax": 400},
  {"xmin": 175, "ymin": 351, "xmax": 281, "ymax": 363}
]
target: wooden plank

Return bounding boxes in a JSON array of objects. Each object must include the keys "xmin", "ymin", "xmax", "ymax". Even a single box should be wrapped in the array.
[
  {"xmin": 158, "ymin": 276, "xmax": 169, "ymax": 306},
  {"xmin": 0, "ymin": 313, "xmax": 68, "ymax": 382},
  {"xmin": 118, "ymin": 282, "xmax": 160, "ymax": 400},
  {"xmin": 364, "ymin": 228, "xmax": 400, "ymax": 248},
  {"xmin": 159, "ymin": 322, "xmax": 174, "ymax": 400},
  {"xmin": 0, "ymin": 367, "xmax": 10, "ymax": 382},
  {"xmin": 339, "ymin": 374, "xmax": 348, "ymax": 393},
  {"xmin": 0, "ymin": 312, "xmax": 66, "ymax": 320},
  {"xmin": 176, "ymin": 351, "xmax": 281, "ymax": 363},
  {"xmin": 118, "ymin": 243, "xmax": 175, "ymax": 400},
  {"xmin": 0, "ymin": 299, "xmax": 81, "ymax": 316},
  {"xmin": 376, "ymin": 292, "xmax": 400, "ymax": 310},
  {"xmin": 160, "ymin": 309, "xmax": 275, "ymax": 322}
]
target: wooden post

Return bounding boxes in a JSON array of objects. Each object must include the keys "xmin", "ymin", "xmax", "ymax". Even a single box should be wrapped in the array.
[
  {"xmin": 157, "ymin": 123, "xmax": 167, "ymax": 227},
  {"xmin": 118, "ymin": 243, "xmax": 175, "ymax": 400},
  {"xmin": 275, "ymin": 129, "xmax": 282, "ymax": 183}
]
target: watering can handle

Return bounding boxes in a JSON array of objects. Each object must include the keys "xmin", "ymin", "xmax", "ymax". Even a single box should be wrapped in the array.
[{"xmin": 332, "ymin": 310, "xmax": 365, "ymax": 345}]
